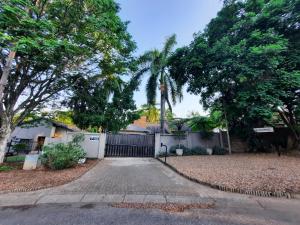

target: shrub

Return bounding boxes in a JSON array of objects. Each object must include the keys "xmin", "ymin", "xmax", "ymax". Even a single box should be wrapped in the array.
[
  {"xmin": 0, "ymin": 165, "xmax": 14, "ymax": 172},
  {"xmin": 169, "ymin": 145, "xmax": 190, "ymax": 155},
  {"xmin": 5, "ymin": 155, "xmax": 25, "ymax": 163},
  {"xmin": 212, "ymin": 146, "xmax": 228, "ymax": 155},
  {"xmin": 190, "ymin": 146, "xmax": 208, "ymax": 155},
  {"xmin": 13, "ymin": 143, "xmax": 28, "ymax": 152},
  {"xmin": 169, "ymin": 145, "xmax": 210, "ymax": 156},
  {"xmin": 41, "ymin": 134, "xmax": 86, "ymax": 170}
]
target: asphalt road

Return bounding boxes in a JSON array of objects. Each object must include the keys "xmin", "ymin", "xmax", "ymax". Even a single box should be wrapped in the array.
[{"xmin": 0, "ymin": 202, "xmax": 292, "ymax": 225}]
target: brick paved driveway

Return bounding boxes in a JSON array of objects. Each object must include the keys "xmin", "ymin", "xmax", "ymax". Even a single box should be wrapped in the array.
[{"xmin": 43, "ymin": 158, "xmax": 215, "ymax": 196}]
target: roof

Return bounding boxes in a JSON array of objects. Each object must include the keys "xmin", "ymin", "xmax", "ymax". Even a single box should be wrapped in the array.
[
  {"xmin": 146, "ymin": 124, "xmax": 171, "ymax": 134},
  {"xmin": 20, "ymin": 118, "xmax": 77, "ymax": 131},
  {"xmin": 122, "ymin": 124, "xmax": 150, "ymax": 133}
]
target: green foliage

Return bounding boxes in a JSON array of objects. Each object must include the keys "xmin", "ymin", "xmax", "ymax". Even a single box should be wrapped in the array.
[
  {"xmin": 170, "ymin": 118, "xmax": 188, "ymax": 131},
  {"xmin": 212, "ymin": 146, "xmax": 228, "ymax": 155},
  {"xmin": 190, "ymin": 147, "xmax": 208, "ymax": 155},
  {"xmin": 168, "ymin": 0, "xmax": 300, "ymax": 143},
  {"xmin": 5, "ymin": 155, "xmax": 25, "ymax": 163},
  {"xmin": 188, "ymin": 116, "xmax": 214, "ymax": 132},
  {"xmin": 169, "ymin": 145, "xmax": 190, "ymax": 155},
  {"xmin": 41, "ymin": 134, "xmax": 86, "ymax": 170},
  {"xmin": 69, "ymin": 75, "xmax": 140, "ymax": 132},
  {"xmin": 186, "ymin": 110, "xmax": 223, "ymax": 139},
  {"xmin": 137, "ymin": 35, "xmax": 183, "ymax": 132},
  {"xmin": 169, "ymin": 145, "xmax": 208, "ymax": 156},
  {"xmin": 1, "ymin": 0, "xmax": 135, "ymax": 139},
  {"xmin": 12, "ymin": 143, "xmax": 27, "ymax": 152},
  {"xmin": 165, "ymin": 109, "xmax": 175, "ymax": 122},
  {"xmin": 0, "ymin": 165, "xmax": 14, "ymax": 172},
  {"xmin": 138, "ymin": 104, "xmax": 160, "ymax": 123}
]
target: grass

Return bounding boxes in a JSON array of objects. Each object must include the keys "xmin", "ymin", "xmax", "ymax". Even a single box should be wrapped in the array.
[
  {"xmin": 0, "ymin": 165, "xmax": 14, "ymax": 172},
  {"xmin": 5, "ymin": 155, "xmax": 26, "ymax": 163}
]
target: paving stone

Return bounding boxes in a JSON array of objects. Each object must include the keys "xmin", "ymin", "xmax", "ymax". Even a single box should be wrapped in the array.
[
  {"xmin": 37, "ymin": 194, "xmax": 83, "ymax": 204},
  {"xmin": 43, "ymin": 158, "xmax": 205, "ymax": 196},
  {"xmin": 144, "ymin": 195, "xmax": 166, "ymax": 203},
  {"xmin": 123, "ymin": 194, "xmax": 146, "ymax": 203},
  {"xmin": 102, "ymin": 194, "xmax": 124, "ymax": 203},
  {"xmin": 81, "ymin": 194, "xmax": 105, "ymax": 203}
]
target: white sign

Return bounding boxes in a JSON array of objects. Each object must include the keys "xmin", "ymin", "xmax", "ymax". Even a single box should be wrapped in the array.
[
  {"xmin": 90, "ymin": 136, "xmax": 99, "ymax": 141},
  {"xmin": 253, "ymin": 127, "xmax": 274, "ymax": 133}
]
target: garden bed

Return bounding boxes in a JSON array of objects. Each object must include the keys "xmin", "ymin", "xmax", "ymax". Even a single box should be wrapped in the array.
[
  {"xmin": 162, "ymin": 154, "xmax": 300, "ymax": 194},
  {"xmin": 0, "ymin": 159, "xmax": 98, "ymax": 193}
]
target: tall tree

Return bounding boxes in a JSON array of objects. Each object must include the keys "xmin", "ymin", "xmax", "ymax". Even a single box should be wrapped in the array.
[
  {"xmin": 0, "ymin": 0, "xmax": 135, "ymax": 163},
  {"xmin": 137, "ymin": 35, "xmax": 183, "ymax": 133},
  {"xmin": 169, "ymin": 0, "xmax": 300, "ymax": 147},
  {"xmin": 68, "ymin": 74, "xmax": 140, "ymax": 132}
]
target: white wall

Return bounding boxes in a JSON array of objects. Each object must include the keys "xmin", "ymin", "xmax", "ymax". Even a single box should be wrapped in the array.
[
  {"xmin": 160, "ymin": 132, "xmax": 221, "ymax": 154},
  {"xmin": 46, "ymin": 132, "xmax": 102, "ymax": 159}
]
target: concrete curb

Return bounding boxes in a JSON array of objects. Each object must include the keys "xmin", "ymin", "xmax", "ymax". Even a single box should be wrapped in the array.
[
  {"xmin": 157, "ymin": 158, "xmax": 297, "ymax": 199},
  {"xmin": 0, "ymin": 194, "xmax": 215, "ymax": 207}
]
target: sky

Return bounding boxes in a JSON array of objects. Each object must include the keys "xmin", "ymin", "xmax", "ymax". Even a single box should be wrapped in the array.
[{"xmin": 116, "ymin": 0, "xmax": 223, "ymax": 118}]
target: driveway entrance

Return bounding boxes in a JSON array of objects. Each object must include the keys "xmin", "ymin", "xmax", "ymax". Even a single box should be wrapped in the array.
[
  {"xmin": 105, "ymin": 134, "xmax": 155, "ymax": 157},
  {"xmin": 44, "ymin": 158, "xmax": 214, "ymax": 196}
]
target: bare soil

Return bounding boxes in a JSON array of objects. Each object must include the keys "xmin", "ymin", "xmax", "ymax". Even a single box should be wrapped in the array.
[
  {"xmin": 164, "ymin": 154, "xmax": 300, "ymax": 194},
  {"xmin": 0, "ymin": 159, "xmax": 98, "ymax": 192}
]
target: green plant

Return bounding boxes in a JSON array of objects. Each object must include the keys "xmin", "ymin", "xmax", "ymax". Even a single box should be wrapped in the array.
[
  {"xmin": 12, "ymin": 143, "xmax": 28, "ymax": 152},
  {"xmin": 212, "ymin": 146, "xmax": 228, "ymax": 155},
  {"xmin": 41, "ymin": 135, "xmax": 86, "ymax": 170},
  {"xmin": 190, "ymin": 147, "xmax": 208, "ymax": 155},
  {"xmin": 173, "ymin": 130, "xmax": 186, "ymax": 149},
  {"xmin": 0, "ymin": 165, "xmax": 14, "ymax": 172},
  {"xmin": 5, "ymin": 155, "xmax": 25, "ymax": 163},
  {"xmin": 169, "ymin": 145, "xmax": 189, "ymax": 155},
  {"xmin": 137, "ymin": 34, "xmax": 183, "ymax": 133}
]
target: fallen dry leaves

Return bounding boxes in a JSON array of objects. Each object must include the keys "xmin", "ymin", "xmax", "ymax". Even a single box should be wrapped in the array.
[
  {"xmin": 111, "ymin": 202, "xmax": 215, "ymax": 212},
  {"xmin": 0, "ymin": 159, "xmax": 98, "ymax": 192},
  {"xmin": 164, "ymin": 154, "xmax": 300, "ymax": 194}
]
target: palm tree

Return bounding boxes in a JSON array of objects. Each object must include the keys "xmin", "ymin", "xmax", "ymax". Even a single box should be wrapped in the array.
[
  {"xmin": 137, "ymin": 35, "xmax": 183, "ymax": 133},
  {"xmin": 139, "ymin": 104, "xmax": 160, "ymax": 123}
]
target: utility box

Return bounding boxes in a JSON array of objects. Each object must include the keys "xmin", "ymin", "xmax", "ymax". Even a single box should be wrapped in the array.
[{"xmin": 23, "ymin": 154, "xmax": 41, "ymax": 170}]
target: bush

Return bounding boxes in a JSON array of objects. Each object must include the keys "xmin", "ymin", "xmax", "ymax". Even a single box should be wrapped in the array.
[
  {"xmin": 190, "ymin": 147, "xmax": 208, "ymax": 155},
  {"xmin": 169, "ymin": 145, "xmax": 210, "ymax": 156},
  {"xmin": 0, "ymin": 165, "xmax": 14, "ymax": 172},
  {"xmin": 41, "ymin": 134, "xmax": 86, "ymax": 170},
  {"xmin": 169, "ymin": 145, "xmax": 189, "ymax": 155},
  {"xmin": 212, "ymin": 146, "xmax": 228, "ymax": 155},
  {"xmin": 13, "ymin": 143, "xmax": 28, "ymax": 152},
  {"xmin": 6, "ymin": 155, "xmax": 25, "ymax": 163}
]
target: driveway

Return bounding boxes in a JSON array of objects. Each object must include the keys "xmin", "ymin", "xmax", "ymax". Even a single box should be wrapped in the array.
[{"xmin": 45, "ymin": 158, "xmax": 215, "ymax": 196}]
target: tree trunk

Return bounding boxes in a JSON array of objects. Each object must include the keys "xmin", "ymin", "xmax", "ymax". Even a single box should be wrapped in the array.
[
  {"xmin": 160, "ymin": 84, "xmax": 166, "ymax": 134},
  {"xmin": 0, "ymin": 51, "xmax": 16, "ymax": 103},
  {"xmin": 278, "ymin": 109, "xmax": 300, "ymax": 149},
  {"xmin": 0, "ymin": 115, "xmax": 12, "ymax": 164}
]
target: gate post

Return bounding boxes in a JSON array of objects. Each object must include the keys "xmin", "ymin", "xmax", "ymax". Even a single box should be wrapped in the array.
[
  {"xmin": 98, "ymin": 133, "xmax": 106, "ymax": 159},
  {"xmin": 154, "ymin": 133, "xmax": 161, "ymax": 157}
]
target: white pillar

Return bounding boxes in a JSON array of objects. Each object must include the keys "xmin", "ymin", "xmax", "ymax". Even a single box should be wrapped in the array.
[
  {"xmin": 154, "ymin": 133, "xmax": 161, "ymax": 157},
  {"xmin": 98, "ymin": 133, "xmax": 106, "ymax": 159}
]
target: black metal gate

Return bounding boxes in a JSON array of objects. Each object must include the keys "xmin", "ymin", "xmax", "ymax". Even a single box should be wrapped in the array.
[{"xmin": 105, "ymin": 133, "xmax": 155, "ymax": 157}]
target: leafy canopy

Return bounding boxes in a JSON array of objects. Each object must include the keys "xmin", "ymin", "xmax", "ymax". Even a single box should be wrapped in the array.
[{"xmin": 169, "ymin": 0, "xmax": 300, "ymax": 141}]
